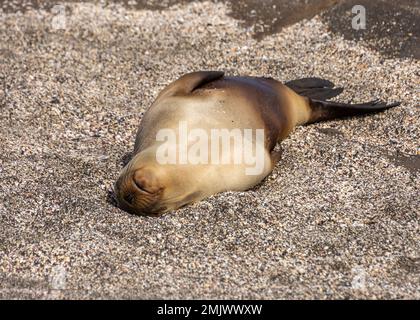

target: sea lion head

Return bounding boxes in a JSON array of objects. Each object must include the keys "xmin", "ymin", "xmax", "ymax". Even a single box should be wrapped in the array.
[{"xmin": 114, "ymin": 157, "xmax": 168, "ymax": 216}]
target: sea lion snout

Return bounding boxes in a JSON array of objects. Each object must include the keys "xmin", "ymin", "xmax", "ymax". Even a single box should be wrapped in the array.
[{"xmin": 115, "ymin": 167, "xmax": 165, "ymax": 216}]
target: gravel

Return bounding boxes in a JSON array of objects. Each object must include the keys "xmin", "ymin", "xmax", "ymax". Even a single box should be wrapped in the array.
[{"xmin": 0, "ymin": 1, "xmax": 419, "ymax": 299}]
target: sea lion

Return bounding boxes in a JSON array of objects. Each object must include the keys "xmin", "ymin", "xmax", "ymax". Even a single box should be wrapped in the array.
[{"xmin": 114, "ymin": 71, "xmax": 399, "ymax": 216}]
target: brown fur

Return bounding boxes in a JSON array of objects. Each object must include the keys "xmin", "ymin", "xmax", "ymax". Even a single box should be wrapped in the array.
[{"xmin": 114, "ymin": 71, "xmax": 398, "ymax": 216}]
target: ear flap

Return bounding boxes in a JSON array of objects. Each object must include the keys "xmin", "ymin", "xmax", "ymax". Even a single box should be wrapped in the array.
[{"xmin": 155, "ymin": 71, "xmax": 224, "ymax": 101}]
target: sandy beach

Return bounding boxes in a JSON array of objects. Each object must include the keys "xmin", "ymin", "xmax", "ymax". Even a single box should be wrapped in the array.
[{"xmin": 0, "ymin": 0, "xmax": 418, "ymax": 299}]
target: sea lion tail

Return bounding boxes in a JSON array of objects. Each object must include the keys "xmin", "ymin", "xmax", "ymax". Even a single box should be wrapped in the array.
[{"xmin": 307, "ymin": 99, "xmax": 401, "ymax": 124}]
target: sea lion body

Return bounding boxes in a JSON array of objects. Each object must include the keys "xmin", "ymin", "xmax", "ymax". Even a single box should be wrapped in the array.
[{"xmin": 114, "ymin": 71, "xmax": 398, "ymax": 216}]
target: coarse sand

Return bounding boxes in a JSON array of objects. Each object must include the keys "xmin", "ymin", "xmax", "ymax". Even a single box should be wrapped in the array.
[{"xmin": 0, "ymin": 1, "xmax": 419, "ymax": 299}]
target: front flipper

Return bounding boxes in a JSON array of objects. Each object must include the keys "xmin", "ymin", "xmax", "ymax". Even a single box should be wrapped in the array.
[{"xmin": 155, "ymin": 71, "xmax": 225, "ymax": 102}]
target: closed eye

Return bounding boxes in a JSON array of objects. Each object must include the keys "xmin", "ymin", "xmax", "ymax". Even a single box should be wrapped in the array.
[
  {"xmin": 133, "ymin": 178, "xmax": 153, "ymax": 194},
  {"xmin": 124, "ymin": 193, "xmax": 134, "ymax": 204}
]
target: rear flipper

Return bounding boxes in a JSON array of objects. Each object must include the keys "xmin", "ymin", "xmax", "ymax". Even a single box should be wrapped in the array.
[
  {"xmin": 285, "ymin": 77, "xmax": 400, "ymax": 124},
  {"xmin": 285, "ymin": 77, "xmax": 344, "ymax": 100},
  {"xmin": 307, "ymin": 99, "xmax": 401, "ymax": 124}
]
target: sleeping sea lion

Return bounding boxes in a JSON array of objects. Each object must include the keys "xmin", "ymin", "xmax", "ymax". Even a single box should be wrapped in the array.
[{"xmin": 114, "ymin": 71, "xmax": 399, "ymax": 216}]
